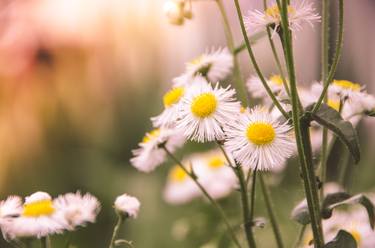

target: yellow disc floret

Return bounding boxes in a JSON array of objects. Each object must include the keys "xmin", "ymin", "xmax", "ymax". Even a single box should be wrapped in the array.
[
  {"xmin": 349, "ymin": 229, "xmax": 361, "ymax": 245},
  {"xmin": 22, "ymin": 200, "xmax": 55, "ymax": 217},
  {"xmin": 208, "ymin": 156, "xmax": 225, "ymax": 169},
  {"xmin": 170, "ymin": 166, "xmax": 188, "ymax": 182},
  {"xmin": 191, "ymin": 93, "xmax": 217, "ymax": 118},
  {"xmin": 265, "ymin": 5, "xmax": 295, "ymax": 19},
  {"xmin": 246, "ymin": 122, "xmax": 276, "ymax": 145},
  {"xmin": 333, "ymin": 80, "xmax": 361, "ymax": 92},
  {"xmin": 142, "ymin": 129, "xmax": 160, "ymax": 143},
  {"xmin": 327, "ymin": 99, "xmax": 341, "ymax": 111},
  {"xmin": 163, "ymin": 87, "xmax": 184, "ymax": 108},
  {"xmin": 269, "ymin": 75, "xmax": 283, "ymax": 86}
]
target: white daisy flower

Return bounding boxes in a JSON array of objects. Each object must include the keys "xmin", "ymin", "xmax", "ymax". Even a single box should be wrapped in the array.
[
  {"xmin": 0, "ymin": 196, "xmax": 22, "ymax": 219},
  {"xmin": 224, "ymin": 106, "xmax": 295, "ymax": 171},
  {"xmin": 176, "ymin": 81, "xmax": 240, "ymax": 142},
  {"xmin": 247, "ymin": 75, "xmax": 285, "ymax": 101},
  {"xmin": 130, "ymin": 127, "xmax": 185, "ymax": 172},
  {"xmin": 192, "ymin": 150, "xmax": 238, "ymax": 199},
  {"xmin": 114, "ymin": 194, "xmax": 140, "ymax": 219},
  {"xmin": 244, "ymin": 0, "xmax": 320, "ymax": 34},
  {"xmin": 2, "ymin": 192, "xmax": 67, "ymax": 239},
  {"xmin": 173, "ymin": 48, "xmax": 233, "ymax": 87},
  {"xmin": 54, "ymin": 192, "xmax": 100, "ymax": 230},
  {"xmin": 152, "ymin": 86, "xmax": 185, "ymax": 128},
  {"xmin": 330, "ymin": 79, "xmax": 364, "ymax": 101},
  {"xmin": 163, "ymin": 164, "xmax": 201, "ymax": 205}
]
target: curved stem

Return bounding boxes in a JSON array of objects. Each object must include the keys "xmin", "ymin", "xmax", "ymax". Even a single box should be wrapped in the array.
[
  {"xmin": 232, "ymin": 0, "xmax": 289, "ymax": 119},
  {"xmin": 215, "ymin": 0, "xmax": 248, "ymax": 105},
  {"xmin": 312, "ymin": 0, "xmax": 344, "ymax": 114},
  {"xmin": 109, "ymin": 214, "xmax": 125, "ymax": 248},
  {"xmin": 293, "ymin": 225, "xmax": 307, "ymax": 248},
  {"xmin": 162, "ymin": 146, "xmax": 242, "ymax": 248},
  {"xmin": 259, "ymin": 174, "xmax": 284, "ymax": 248}
]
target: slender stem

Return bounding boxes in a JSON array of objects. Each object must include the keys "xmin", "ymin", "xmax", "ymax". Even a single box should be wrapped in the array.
[
  {"xmin": 109, "ymin": 214, "xmax": 125, "ymax": 248},
  {"xmin": 312, "ymin": 0, "xmax": 344, "ymax": 114},
  {"xmin": 249, "ymin": 171, "xmax": 257, "ymax": 222},
  {"xmin": 40, "ymin": 237, "xmax": 48, "ymax": 248},
  {"xmin": 215, "ymin": 0, "xmax": 248, "ymax": 105},
  {"xmin": 232, "ymin": 0, "xmax": 289, "ymax": 119},
  {"xmin": 319, "ymin": 128, "xmax": 328, "ymax": 200},
  {"xmin": 233, "ymin": 32, "xmax": 267, "ymax": 55},
  {"xmin": 217, "ymin": 142, "xmax": 256, "ymax": 248},
  {"xmin": 162, "ymin": 146, "xmax": 242, "ymax": 248},
  {"xmin": 293, "ymin": 225, "xmax": 307, "ymax": 248},
  {"xmin": 278, "ymin": 0, "xmax": 324, "ymax": 246},
  {"xmin": 338, "ymin": 148, "xmax": 350, "ymax": 186},
  {"xmin": 259, "ymin": 174, "xmax": 284, "ymax": 248}
]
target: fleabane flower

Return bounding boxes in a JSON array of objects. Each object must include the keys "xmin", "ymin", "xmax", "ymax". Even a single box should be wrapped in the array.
[
  {"xmin": 247, "ymin": 75, "xmax": 285, "ymax": 101},
  {"xmin": 193, "ymin": 150, "xmax": 238, "ymax": 199},
  {"xmin": 173, "ymin": 48, "xmax": 233, "ymax": 86},
  {"xmin": 114, "ymin": 194, "xmax": 140, "ymax": 219},
  {"xmin": 54, "ymin": 192, "xmax": 100, "ymax": 230},
  {"xmin": 0, "ymin": 196, "xmax": 22, "ymax": 238},
  {"xmin": 130, "ymin": 127, "xmax": 185, "ymax": 172},
  {"xmin": 244, "ymin": 0, "xmax": 320, "ymax": 34},
  {"xmin": 152, "ymin": 86, "xmax": 185, "ymax": 127},
  {"xmin": 224, "ymin": 106, "xmax": 295, "ymax": 171},
  {"xmin": 1, "ymin": 192, "xmax": 66, "ymax": 239},
  {"xmin": 164, "ymin": 164, "xmax": 200, "ymax": 204},
  {"xmin": 176, "ymin": 80, "xmax": 240, "ymax": 142},
  {"xmin": 163, "ymin": 0, "xmax": 192, "ymax": 26}
]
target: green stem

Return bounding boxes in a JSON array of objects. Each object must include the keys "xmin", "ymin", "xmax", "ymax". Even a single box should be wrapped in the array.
[
  {"xmin": 217, "ymin": 142, "xmax": 256, "ymax": 248},
  {"xmin": 109, "ymin": 214, "xmax": 125, "ymax": 248},
  {"xmin": 233, "ymin": 32, "xmax": 267, "ymax": 55},
  {"xmin": 215, "ymin": 0, "xmax": 248, "ymax": 105},
  {"xmin": 162, "ymin": 146, "xmax": 242, "ymax": 248},
  {"xmin": 40, "ymin": 237, "xmax": 48, "ymax": 248},
  {"xmin": 312, "ymin": 0, "xmax": 344, "ymax": 114},
  {"xmin": 319, "ymin": 128, "xmax": 328, "ymax": 200},
  {"xmin": 259, "ymin": 174, "xmax": 284, "ymax": 248},
  {"xmin": 278, "ymin": 0, "xmax": 324, "ymax": 246},
  {"xmin": 293, "ymin": 225, "xmax": 307, "ymax": 248},
  {"xmin": 232, "ymin": 0, "xmax": 289, "ymax": 119},
  {"xmin": 338, "ymin": 148, "xmax": 350, "ymax": 186}
]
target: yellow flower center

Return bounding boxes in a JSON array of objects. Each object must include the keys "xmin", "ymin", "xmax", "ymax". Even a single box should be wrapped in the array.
[
  {"xmin": 163, "ymin": 87, "xmax": 184, "ymax": 108},
  {"xmin": 240, "ymin": 106, "xmax": 247, "ymax": 113},
  {"xmin": 208, "ymin": 156, "xmax": 225, "ymax": 169},
  {"xmin": 327, "ymin": 99, "xmax": 341, "ymax": 111},
  {"xmin": 349, "ymin": 229, "xmax": 361, "ymax": 244},
  {"xmin": 333, "ymin": 80, "xmax": 361, "ymax": 92},
  {"xmin": 269, "ymin": 75, "xmax": 283, "ymax": 86},
  {"xmin": 22, "ymin": 200, "xmax": 55, "ymax": 217},
  {"xmin": 170, "ymin": 166, "xmax": 188, "ymax": 182},
  {"xmin": 191, "ymin": 93, "xmax": 217, "ymax": 118},
  {"xmin": 246, "ymin": 122, "xmax": 276, "ymax": 145},
  {"xmin": 142, "ymin": 129, "xmax": 160, "ymax": 143},
  {"xmin": 265, "ymin": 5, "xmax": 295, "ymax": 19}
]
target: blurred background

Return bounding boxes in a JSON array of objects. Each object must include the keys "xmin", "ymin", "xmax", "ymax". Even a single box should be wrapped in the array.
[{"xmin": 0, "ymin": 0, "xmax": 374, "ymax": 247}]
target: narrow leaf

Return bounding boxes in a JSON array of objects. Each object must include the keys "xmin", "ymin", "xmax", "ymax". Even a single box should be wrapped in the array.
[
  {"xmin": 306, "ymin": 103, "xmax": 360, "ymax": 163},
  {"xmin": 324, "ymin": 230, "xmax": 357, "ymax": 248}
]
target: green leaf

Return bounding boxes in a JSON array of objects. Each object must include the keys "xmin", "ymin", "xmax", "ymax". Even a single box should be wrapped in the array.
[
  {"xmin": 306, "ymin": 103, "xmax": 360, "ymax": 163},
  {"xmin": 365, "ymin": 110, "xmax": 375, "ymax": 117},
  {"xmin": 291, "ymin": 200, "xmax": 310, "ymax": 225},
  {"xmin": 324, "ymin": 230, "xmax": 357, "ymax": 248},
  {"xmin": 322, "ymin": 193, "xmax": 375, "ymax": 229}
]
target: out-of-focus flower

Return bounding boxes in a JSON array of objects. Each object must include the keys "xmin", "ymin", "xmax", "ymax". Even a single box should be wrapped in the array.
[
  {"xmin": 247, "ymin": 75, "xmax": 286, "ymax": 101},
  {"xmin": 245, "ymin": 0, "xmax": 320, "ymax": 34},
  {"xmin": 176, "ymin": 79, "xmax": 240, "ymax": 142},
  {"xmin": 1, "ymin": 192, "xmax": 66, "ymax": 239},
  {"xmin": 152, "ymin": 86, "xmax": 185, "ymax": 128},
  {"xmin": 164, "ymin": 164, "xmax": 201, "ymax": 204},
  {"xmin": 163, "ymin": 0, "xmax": 192, "ymax": 26},
  {"xmin": 130, "ymin": 127, "xmax": 185, "ymax": 172},
  {"xmin": 54, "ymin": 192, "xmax": 100, "ymax": 230},
  {"xmin": 114, "ymin": 194, "xmax": 140, "ymax": 219},
  {"xmin": 193, "ymin": 150, "xmax": 238, "ymax": 199},
  {"xmin": 173, "ymin": 48, "xmax": 233, "ymax": 86},
  {"xmin": 225, "ymin": 106, "xmax": 295, "ymax": 171}
]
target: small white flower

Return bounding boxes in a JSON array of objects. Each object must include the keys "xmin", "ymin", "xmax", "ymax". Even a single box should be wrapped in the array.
[
  {"xmin": 225, "ymin": 106, "xmax": 295, "ymax": 170},
  {"xmin": 173, "ymin": 48, "xmax": 233, "ymax": 87},
  {"xmin": 192, "ymin": 150, "xmax": 238, "ymax": 199},
  {"xmin": 54, "ymin": 192, "xmax": 100, "ymax": 230},
  {"xmin": 152, "ymin": 86, "xmax": 185, "ymax": 128},
  {"xmin": 247, "ymin": 75, "xmax": 285, "ymax": 101},
  {"xmin": 114, "ymin": 194, "xmax": 140, "ymax": 218},
  {"xmin": 1, "ymin": 192, "xmax": 67, "ymax": 239},
  {"xmin": 0, "ymin": 196, "xmax": 22, "ymax": 219},
  {"xmin": 245, "ymin": 0, "xmax": 320, "ymax": 34},
  {"xmin": 163, "ymin": 163, "xmax": 201, "ymax": 204},
  {"xmin": 177, "ymin": 80, "xmax": 240, "ymax": 142},
  {"xmin": 130, "ymin": 127, "xmax": 185, "ymax": 172}
]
